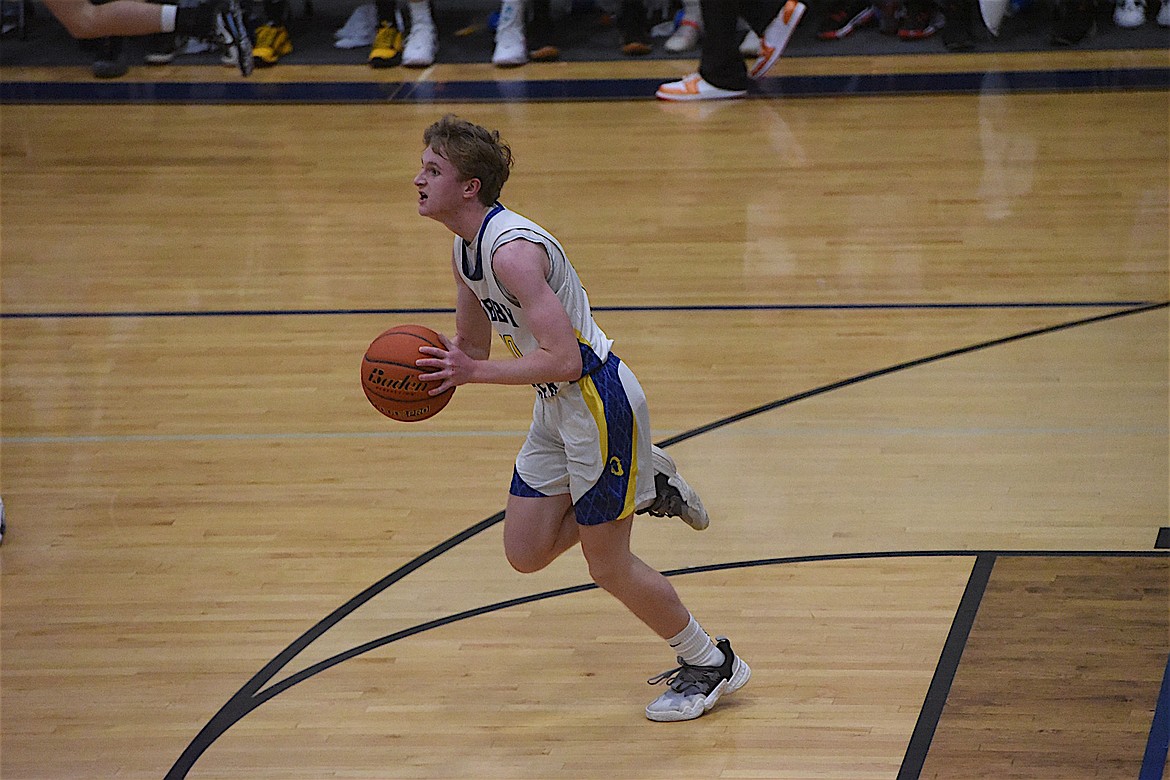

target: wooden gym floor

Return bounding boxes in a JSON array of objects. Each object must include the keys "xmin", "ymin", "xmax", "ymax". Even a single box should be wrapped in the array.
[{"xmin": 1, "ymin": 44, "xmax": 1168, "ymax": 780}]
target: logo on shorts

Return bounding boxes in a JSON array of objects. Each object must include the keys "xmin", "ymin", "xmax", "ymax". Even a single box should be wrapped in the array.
[{"xmin": 608, "ymin": 456, "xmax": 625, "ymax": 476}]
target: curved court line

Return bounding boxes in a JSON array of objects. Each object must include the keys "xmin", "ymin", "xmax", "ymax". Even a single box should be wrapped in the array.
[
  {"xmin": 166, "ymin": 301, "xmax": 1168, "ymax": 779},
  {"xmin": 661, "ymin": 301, "xmax": 1168, "ymax": 447}
]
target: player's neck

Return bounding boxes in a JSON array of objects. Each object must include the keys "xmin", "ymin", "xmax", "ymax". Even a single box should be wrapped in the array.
[{"xmin": 449, "ymin": 202, "xmax": 496, "ymax": 245}]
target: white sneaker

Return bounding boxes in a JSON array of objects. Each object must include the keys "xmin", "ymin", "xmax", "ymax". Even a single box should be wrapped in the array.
[
  {"xmin": 635, "ymin": 445, "xmax": 711, "ymax": 528},
  {"xmin": 1114, "ymin": 0, "xmax": 1147, "ymax": 27},
  {"xmin": 403, "ymin": 14, "xmax": 437, "ymax": 66},
  {"xmin": 492, "ymin": 2, "xmax": 527, "ymax": 66},
  {"xmin": 645, "ymin": 637, "xmax": 750, "ymax": 722},
  {"xmin": 979, "ymin": 0, "xmax": 1009, "ymax": 35},
  {"xmin": 739, "ymin": 28, "xmax": 760, "ymax": 56},
  {"xmin": 656, "ymin": 72, "xmax": 747, "ymax": 102},
  {"xmin": 1157, "ymin": 0, "xmax": 1169, "ymax": 24},
  {"xmin": 664, "ymin": 18, "xmax": 701, "ymax": 52},
  {"xmin": 749, "ymin": 0, "xmax": 805, "ymax": 79}
]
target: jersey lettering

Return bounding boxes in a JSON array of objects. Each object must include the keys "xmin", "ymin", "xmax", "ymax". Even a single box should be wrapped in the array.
[
  {"xmin": 480, "ymin": 297, "xmax": 518, "ymax": 327},
  {"xmin": 533, "ymin": 382, "xmax": 560, "ymax": 399}
]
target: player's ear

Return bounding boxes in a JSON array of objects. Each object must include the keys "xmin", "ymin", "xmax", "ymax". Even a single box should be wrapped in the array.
[{"xmin": 463, "ymin": 177, "xmax": 482, "ymax": 200}]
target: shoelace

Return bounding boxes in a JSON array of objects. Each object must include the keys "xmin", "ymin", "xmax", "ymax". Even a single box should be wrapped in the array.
[
  {"xmin": 647, "ymin": 658, "xmax": 724, "ymax": 695},
  {"xmin": 636, "ymin": 473, "xmax": 683, "ymax": 517},
  {"xmin": 374, "ymin": 23, "xmax": 399, "ymax": 48}
]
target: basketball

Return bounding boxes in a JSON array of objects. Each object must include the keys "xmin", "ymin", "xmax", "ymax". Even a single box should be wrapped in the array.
[{"xmin": 361, "ymin": 325, "xmax": 455, "ymax": 422}]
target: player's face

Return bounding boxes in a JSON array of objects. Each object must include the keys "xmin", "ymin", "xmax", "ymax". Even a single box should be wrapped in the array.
[{"xmin": 414, "ymin": 146, "xmax": 469, "ymax": 220}]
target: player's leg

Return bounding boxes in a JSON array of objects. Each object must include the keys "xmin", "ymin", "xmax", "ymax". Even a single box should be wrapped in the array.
[
  {"xmin": 502, "ymin": 491, "xmax": 579, "ymax": 574},
  {"xmin": 43, "ymin": 0, "xmax": 252, "ymax": 74},
  {"xmin": 569, "ymin": 356, "xmax": 750, "ymax": 721},
  {"xmin": 43, "ymin": 0, "xmax": 167, "ymax": 38},
  {"xmin": 577, "ymin": 515, "xmax": 751, "ymax": 722},
  {"xmin": 577, "ymin": 515, "xmax": 689, "ymax": 638}
]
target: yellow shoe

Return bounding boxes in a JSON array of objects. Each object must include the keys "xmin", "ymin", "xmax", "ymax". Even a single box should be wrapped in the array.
[
  {"xmin": 253, "ymin": 23, "xmax": 292, "ymax": 66},
  {"xmin": 369, "ymin": 21, "xmax": 403, "ymax": 68}
]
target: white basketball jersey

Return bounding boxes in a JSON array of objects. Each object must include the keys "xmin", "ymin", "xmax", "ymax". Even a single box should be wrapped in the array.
[{"xmin": 454, "ymin": 204, "xmax": 612, "ymax": 394}]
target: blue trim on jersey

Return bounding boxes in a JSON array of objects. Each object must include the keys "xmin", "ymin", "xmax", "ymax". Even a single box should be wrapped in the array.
[
  {"xmin": 509, "ymin": 467, "xmax": 549, "ymax": 499},
  {"xmin": 461, "ymin": 203, "xmax": 505, "ymax": 282},
  {"xmin": 573, "ymin": 354, "xmax": 637, "ymax": 526}
]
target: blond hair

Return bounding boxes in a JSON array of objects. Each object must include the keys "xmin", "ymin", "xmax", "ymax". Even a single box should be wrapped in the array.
[{"xmin": 422, "ymin": 115, "xmax": 513, "ymax": 206}]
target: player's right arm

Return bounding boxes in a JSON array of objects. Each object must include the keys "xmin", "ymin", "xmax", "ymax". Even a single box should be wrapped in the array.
[{"xmin": 451, "ymin": 259, "xmax": 492, "ymax": 361}]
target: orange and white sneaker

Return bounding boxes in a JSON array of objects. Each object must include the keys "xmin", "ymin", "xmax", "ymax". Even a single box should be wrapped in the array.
[
  {"xmin": 748, "ymin": 0, "xmax": 806, "ymax": 79},
  {"xmin": 656, "ymin": 73, "xmax": 747, "ymax": 102}
]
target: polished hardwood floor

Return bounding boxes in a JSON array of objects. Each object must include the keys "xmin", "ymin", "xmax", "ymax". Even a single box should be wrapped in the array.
[{"xmin": 1, "ymin": 46, "xmax": 1167, "ymax": 780}]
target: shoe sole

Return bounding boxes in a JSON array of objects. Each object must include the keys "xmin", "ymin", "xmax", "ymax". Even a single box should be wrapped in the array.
[
  {"xmin": 645, "ymin": 656, "xmax": 751, "ymax": 722},
  {"xmin": 655, "ymin": 88, "xmax": 746, "ymax": 102},
  {"xmin": 817, "ymin": 7, "xmax": 877, "ymax": 39},
  {"xmin": 655, "ymin": 74, "xmax": 746, "ymax": 101}
]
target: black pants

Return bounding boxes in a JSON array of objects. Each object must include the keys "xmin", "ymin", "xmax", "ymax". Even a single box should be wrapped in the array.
[{"xmin": 698, "ymin": 0, "xmax": 785, "ymax": 91}]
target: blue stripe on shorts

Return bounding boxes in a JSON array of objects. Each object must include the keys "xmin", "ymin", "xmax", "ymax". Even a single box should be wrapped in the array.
[
  {"xmin": 510, "ymin": 467, "xmax": 548, "ymax": 499},
  {"xmin": 573, "ymin": 355, "xmax": 638, "ymax": 525}
]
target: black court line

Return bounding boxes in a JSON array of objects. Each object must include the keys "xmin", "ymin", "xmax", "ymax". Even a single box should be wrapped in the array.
[
  {"xmin": 165, "ymin": 301, "xmax": 1169, "ymax": 779},
  {"xmin": 897, "ymin": 554, "xmax": 996, "ymax": 780},
  {"xmin": 166, "ymin": 550, "xmax": 1170, "ymax": 779},
  {"xmin": 0, "ymin": 300, "xmax": 1155, "ymax": 320},
  {"xmin": 660, "ymin": 301, "xmax": 1169, "ymax": 447},
  {"xmin": 1141, "ymin": 652, "xmax": 1170, "ymax": 780}
]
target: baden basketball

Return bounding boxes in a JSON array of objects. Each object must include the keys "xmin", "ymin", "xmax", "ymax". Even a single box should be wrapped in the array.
[{"xmin": 361, "ymin": 325, "xmax": 454, "ymax": 422}]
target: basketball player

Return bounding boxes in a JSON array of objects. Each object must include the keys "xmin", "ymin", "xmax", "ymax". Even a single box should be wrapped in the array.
[
  {"xmin": 412, "ymin": 115, "xmax": 750, "ymax": 722},
  {"xmin": 40, "ymin": 0, "xmax": 254, "ymax": 76}
]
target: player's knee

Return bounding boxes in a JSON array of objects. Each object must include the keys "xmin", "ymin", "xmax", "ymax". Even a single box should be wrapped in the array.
[
  {"xmin": 505, "ymin": 546, "xmax": 550, "ymax": 575},
  {"xmin": 56, "ymin": 7, "xmax": 103, "ymax": 39},
  {"xmin": 584, "ymin": 554, "xmax": 625, "ymax": 593}
]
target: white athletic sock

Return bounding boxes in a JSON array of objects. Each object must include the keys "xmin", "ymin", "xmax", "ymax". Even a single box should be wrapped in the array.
[
  {"xmin": 410, "ymin": 0, "xmax": 433, "ymax": 24},
  {"xmin": 667, "ymin": 614, "xmax": 725, "ymax": 667},
  {"xmin": 159, "ymin": 5, "xmax": 178, "ymax": 33}
]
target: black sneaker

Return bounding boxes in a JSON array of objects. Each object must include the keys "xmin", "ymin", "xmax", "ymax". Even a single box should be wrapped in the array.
[
  {"xmin": 940, "ymin": 0, "xmax": 976, "ymax": 50},
  {"xmin": 898, "ymin": 0, "xmax": 942, "ymax": 38},
  {"xmin": 528, "ymin": 0, "xmax": 560, "ymax": 61},
  {"xmin": 817, "ymin": 1, "xmax": 877, "ymax": 39},
  {"xmin": 145, "ymin": 32, "xmax": 183, "ymax": 64},
  {"xmin": 618, "ymin": 0, "xmax": 652, "ymax": 55},
  {"xmin": 645, "ymin": 637, "xmax": 752, "ymax": 722},
  {"xmin": 1052, "ymin": 0, "xmax": 1097, "ymax": 44},
  {"xmin": 91, "ymin": 37, "xmax": 127, "ymax": 79}
]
